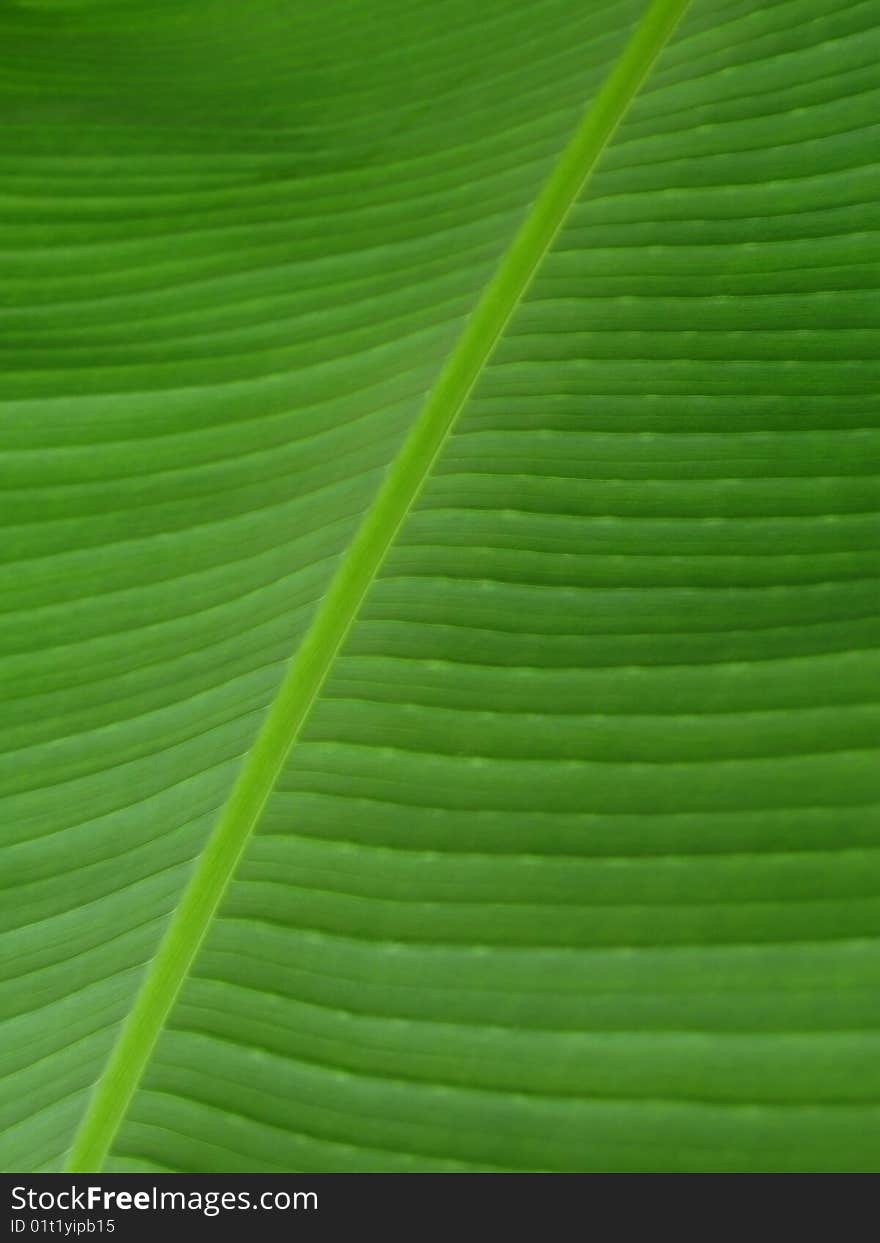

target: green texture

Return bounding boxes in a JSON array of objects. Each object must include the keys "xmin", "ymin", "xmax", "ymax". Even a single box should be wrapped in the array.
[{"xmin": 1, "ymin": 0, "xmax": 879, "ymax": 1174}]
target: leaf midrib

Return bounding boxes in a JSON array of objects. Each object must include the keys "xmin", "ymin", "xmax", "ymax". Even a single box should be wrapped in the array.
[{"xmin": 65, "ymin": 0, "xmax": 692, "ymax": 1173}]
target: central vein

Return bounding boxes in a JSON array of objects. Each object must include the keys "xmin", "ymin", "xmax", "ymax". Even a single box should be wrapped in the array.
[{"xmin": 65, "ymin": 0, "xmax": 692, "ymax": 1172}]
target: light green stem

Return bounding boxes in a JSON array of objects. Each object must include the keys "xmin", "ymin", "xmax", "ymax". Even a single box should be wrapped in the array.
[{"xmin": 66, "ymin": 0, "xmax": 692, "ymax": 1172}]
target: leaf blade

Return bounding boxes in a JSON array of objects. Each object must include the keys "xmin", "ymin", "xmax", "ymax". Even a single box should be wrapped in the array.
[{"xmin": 112, "ymin": 0, "xmax": 880, "ymax": 1172}]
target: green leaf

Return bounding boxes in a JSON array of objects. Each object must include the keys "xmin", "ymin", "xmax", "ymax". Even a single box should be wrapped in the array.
[{"xmin": 2, "ymin": 0, "xmax": 878, "ymax": 1174}]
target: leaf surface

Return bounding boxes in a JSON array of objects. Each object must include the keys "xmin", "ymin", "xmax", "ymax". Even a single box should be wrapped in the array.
[{"xmin": 1, "ymin": 0, "xmax": 879, "ymax": 1173}]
